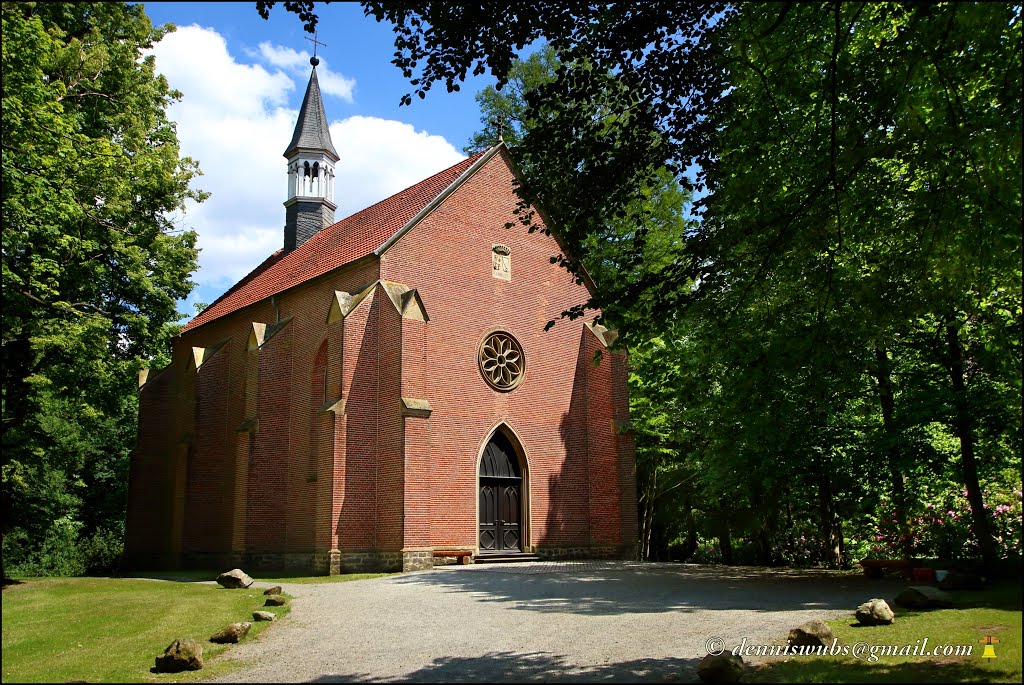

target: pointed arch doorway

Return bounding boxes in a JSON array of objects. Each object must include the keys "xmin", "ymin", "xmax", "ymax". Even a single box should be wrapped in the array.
[{"xmin": 478, "ymin": 429, "xmax": 526, "ymax": 554}]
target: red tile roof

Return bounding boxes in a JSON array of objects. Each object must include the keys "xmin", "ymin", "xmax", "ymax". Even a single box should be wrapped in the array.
[{"xmin": 183, "ymin": 149, "xmax": 489, "ymax": 333}]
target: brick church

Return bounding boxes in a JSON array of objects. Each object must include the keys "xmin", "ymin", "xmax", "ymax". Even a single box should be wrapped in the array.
[{"xmin": 125, "ymin": 58, "xmax": 638, "ymax": 574}]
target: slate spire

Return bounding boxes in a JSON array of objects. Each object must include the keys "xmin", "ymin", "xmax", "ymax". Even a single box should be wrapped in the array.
[
  {"xmin": 284, "ymin": 62, "xmax": 339, "ymax": 160},
  {"xmin": 283, "ymin": 56, "xmax": 339, "ymax": 253}
]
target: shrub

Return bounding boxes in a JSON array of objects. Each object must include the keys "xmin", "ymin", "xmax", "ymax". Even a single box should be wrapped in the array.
[
  {"xmin": 3, "ymin": 519, "xmax": 124, "ymax": 577},
  {"xmin": 867, "ymin": 480, "xmax": 1022, "ymax": 561}
]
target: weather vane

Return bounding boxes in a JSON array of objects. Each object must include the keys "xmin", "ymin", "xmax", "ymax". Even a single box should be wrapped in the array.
[{"xmin": 306, "ymin": 30, "xmax": 327, "ymax": 66}]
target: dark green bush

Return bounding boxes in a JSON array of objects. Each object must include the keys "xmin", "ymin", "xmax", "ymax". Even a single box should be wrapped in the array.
[{"xmin": 4, "ymin": 520, "xmax": 124, "ymax": 577}]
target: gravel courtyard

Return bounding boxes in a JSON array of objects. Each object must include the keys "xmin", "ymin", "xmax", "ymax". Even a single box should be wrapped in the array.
[{"xmin": 208, "ymin": 561, "xmax": 904, "ymax": 683}]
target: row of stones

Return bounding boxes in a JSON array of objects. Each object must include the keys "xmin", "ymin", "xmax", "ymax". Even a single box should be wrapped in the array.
[{"xmin": 154, "ymin": 569, "xmax": 288, "ymax": 673}]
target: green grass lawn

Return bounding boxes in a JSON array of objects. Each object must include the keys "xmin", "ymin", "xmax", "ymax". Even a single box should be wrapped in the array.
[
  {"xmin": 748, "ymin": 581, "xmax": 1022, "ymax": 683},
  {"xmin": 1, "ymin": 577, "xmax": 291, "ymax": 683}
]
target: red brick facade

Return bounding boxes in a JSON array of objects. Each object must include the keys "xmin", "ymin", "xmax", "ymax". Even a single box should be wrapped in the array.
[{"xmin": 125, "ymin": 147, "xmax": 638, "ymax": 573}]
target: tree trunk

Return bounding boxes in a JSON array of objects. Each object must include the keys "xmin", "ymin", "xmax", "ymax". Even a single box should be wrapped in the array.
[
  {"xmin": 817, "ymin": 472, "xmax": 842, "ymax": 568},
  {"xmin": 944, "ymin": 322, "xmax": 998, "ymax": 567},
  {"xmin": 873, "ymin": 344, "xmax": 914, "ymax": 561},
  {"xmin": 785, "ymin": 491, "xmax": 795, "ymax": 561},
  {"xmin": 717, "ymin": 500, "xmax": 733, "ymax": 565},
  {"xmin": 680, "ymin": 491, "xmax": 698, "ymax": 561},
  {"xmin": 685, "ymin": 528, "xmax": 698, "ymax": 562},
  {"xmin": 836, "ymin": 516, "xmax": 848, "ymax": 568},
  {"xmin": 756, "ymin": 527, "xmax": 774, "ymax": 566},
  {"xmin": 751, "ymin": 486, "xmax": 776, "ymax": 565},
  {"xmin": 640, "ymin": 468, "xmax": 657, "ymax": 560}
]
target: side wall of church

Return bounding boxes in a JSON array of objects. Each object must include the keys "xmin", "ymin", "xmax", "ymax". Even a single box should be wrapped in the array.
[
  {"xmin": 125, "ymin": 366, "xmax": 178, "ymax": 568},
  {"xmin": 126, "ymin": 259, "xmax": 380, "ymax": 571},
  {"xmin": 379, "ymin": 150, "xmax": 638, "ymax": 558}
]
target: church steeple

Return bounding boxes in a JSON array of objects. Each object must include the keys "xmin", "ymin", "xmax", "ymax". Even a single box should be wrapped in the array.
[{"xmin": 283, "ymin": 51, "xmax": 339, "ymax": 253}]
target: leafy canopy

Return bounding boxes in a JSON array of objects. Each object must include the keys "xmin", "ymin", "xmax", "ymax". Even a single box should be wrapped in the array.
[{"xmin": 1, "ymin": 1, "xmax": 204, "ymax": 572}]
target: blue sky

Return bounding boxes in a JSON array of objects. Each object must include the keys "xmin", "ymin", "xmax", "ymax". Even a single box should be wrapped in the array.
[{"xmin": 139, "ymin": 2, "xmax": 500, "ymax": 315}]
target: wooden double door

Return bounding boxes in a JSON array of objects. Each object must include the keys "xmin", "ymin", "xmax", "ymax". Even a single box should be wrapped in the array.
[{"xmin": 478, "ymin": 432, "xmax": 522, "ymax": 553}]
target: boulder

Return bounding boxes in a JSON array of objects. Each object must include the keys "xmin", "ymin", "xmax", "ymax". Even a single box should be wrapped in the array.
[
  {"xmin": 787, "ymin": 620, "xmax": 834, "ymax": 648},
  {"xmin": 154, "ymin": 637, "xmax": 204, "ymax": 672},
  {"xmin": 210, "ymin": 622, "xmax": 251, "ymax": 644},
  {"xmin": 263, "ymin": 585, "xmax": 283, "ymax": 596},
  {"xmin": 697, "ymin": 651, "xmax": 746, "ymax": 683},
  {"xmin": 938, "ymin": 571, "xmax": 983, "ymax": 591},
  {"xmin": 252, "ymin": 610, "xmax": 276, "ymax": 622},
  {"xmin": 855, "ymin": 598, "xmax": 895, "ymax": 626},
  {"xmin": 894, "ymin": 585, "xmax": 953, "ymax": 610},
  {"xmin": 216, "ymin": 568, "xmax": 254, "ymax": 589},
  {"xmin": 264, "ymin": 594, "xmax": 287, "ymax": 607}
]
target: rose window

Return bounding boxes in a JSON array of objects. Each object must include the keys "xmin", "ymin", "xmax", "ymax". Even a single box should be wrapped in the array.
[{"xmin": 479, "ymin": 332, "xmax": 525, "ymax": 391}]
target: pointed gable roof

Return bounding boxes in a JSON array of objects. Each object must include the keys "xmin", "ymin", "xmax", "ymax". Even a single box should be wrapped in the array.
[
  {"xmin": 284, "ymin": 66, "xmax": 338, "ymax": 160},
  {"xmin": 183, "ymin": 147, "xmax": 495, "ymax": 333}
]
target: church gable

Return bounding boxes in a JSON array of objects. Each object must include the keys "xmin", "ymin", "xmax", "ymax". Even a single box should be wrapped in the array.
[{"xmin": 378, "ymin": 146, "xmax": 592, "ymax": 320}]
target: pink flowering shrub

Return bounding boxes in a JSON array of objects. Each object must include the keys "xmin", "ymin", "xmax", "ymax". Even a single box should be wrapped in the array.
[
  {"xmin": 690, "ymin": 542, "xmax": 724, "ymax": 564},
  {"xmin": 866, "ymin": 482, "xmax": 1022, "ymax": 560}
]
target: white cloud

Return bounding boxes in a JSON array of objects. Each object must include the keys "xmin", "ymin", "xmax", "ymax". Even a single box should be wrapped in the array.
[
  {"xmin": 257, "ymin": 42, "xmax": 307, "ymax": 70},
  {"xmin": 147, "ymin": 25, "xmax": 465, "ymax": 310},
  {"xmin": 332, "ymin": 116, "xmax": 466, "ymax": 215},
  {"xmin": 317, "ymin": 68, "xmax": 357, "ymax": 101},
  {"xmin": 255, "ymin": 41, "xmax": 356, "ymax": 101},
  {"xmin": 161, "ymin": 28, "xmax": 295, "ymax": 115}
]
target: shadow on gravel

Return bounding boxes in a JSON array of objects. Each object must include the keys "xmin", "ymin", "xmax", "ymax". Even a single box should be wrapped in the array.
[
  {"xmin": 310, "ymin": 650, "xmax": 701, "ymax": 683},
  {"xmin": 390, "ymin": 563, "xmax": 906, "ymax": 616}
]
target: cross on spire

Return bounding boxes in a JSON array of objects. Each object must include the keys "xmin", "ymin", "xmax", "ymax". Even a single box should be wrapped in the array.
[{"xmin": 306, "ymin": 30, "xmax": 327, "ymax": 66}]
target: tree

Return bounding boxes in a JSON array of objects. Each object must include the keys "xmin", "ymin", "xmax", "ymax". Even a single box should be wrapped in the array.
[
  {"xmin": 1, "ymin": 2, "xmax": 203, "ymax": 577},
  {"xmin": 464, "ymin": 44, "xmax": 559, "ymax": 154},
  {"xmin": 703, "ymin": 2, "xmax": 1021, "ymax": 567}
]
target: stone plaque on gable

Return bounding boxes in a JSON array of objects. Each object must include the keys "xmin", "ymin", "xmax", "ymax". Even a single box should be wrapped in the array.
[{"xmin": 492, "ymin": 244, "xmax": 511, "ymax": 280}]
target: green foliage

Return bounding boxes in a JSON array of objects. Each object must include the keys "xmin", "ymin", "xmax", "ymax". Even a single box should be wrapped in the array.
[
  {"xmin": 604, "ymin": 2, "xmax": 1019, "ymax": 568},
  {"xmin": 464, "ymin": 44, "xmax": 559, "ymax": 154},
  {"xmin": 3, "ymin": 520, "xmax": 124, "ymax": 577},
  {"xmin": 1, "ymin": 2, "xmax": 203, "ymax": 576}
]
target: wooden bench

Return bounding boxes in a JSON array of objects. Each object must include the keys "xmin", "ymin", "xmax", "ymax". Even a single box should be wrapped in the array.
[
  {"xmin": 433, "ymin": 550, "xmax": 474, "ymax": 565},
  {"xmin": 858, "ymin": 559, "xmax": 914, "ymax": 579}
]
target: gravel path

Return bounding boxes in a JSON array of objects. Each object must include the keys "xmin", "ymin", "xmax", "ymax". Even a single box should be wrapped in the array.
[{"xmin": 207, "ymin": 561, "xmax": 904, "ymax": 683}]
